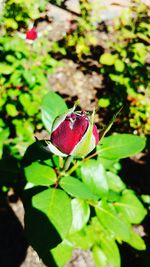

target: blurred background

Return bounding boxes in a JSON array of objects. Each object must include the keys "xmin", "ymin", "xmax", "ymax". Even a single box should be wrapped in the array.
[{"xmin": 0, "ymin": 0, "xmax": 150, "ymax": 266}]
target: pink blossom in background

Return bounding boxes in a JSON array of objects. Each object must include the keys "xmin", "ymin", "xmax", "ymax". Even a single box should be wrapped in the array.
[{"xmin": 26, "ymin": 27, "xmax": 38, "ymax": 41}]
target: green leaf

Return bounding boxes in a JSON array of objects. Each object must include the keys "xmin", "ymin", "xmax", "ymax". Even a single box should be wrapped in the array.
[
  {"xmin": 127, "ymin": 228, "xmax": 146, "ymax": 251},
  {"xmin": 99, "ymin": 236, "xmax": 121, "ymax": 267},
  {"xmin": 141, "ymin": 194, "xmax": 150, "ymax": 204},
  {"xmin": 23, "ymin": 70, "xmax": 36, "ymax": 85},
  {"xmin": 92, "ymin": 246, "xmax": 107, "ymax": 267},
  {"xmin": 33, "ymin": 188, "xmax": 72, "ymax": 238},
  {"xmin": 114, "ymin": 59, "xmax": 125, "ymax": 72},
  {"xmin": 92, "ymin": 218, "xmax": 121, "ymax": 267},
  {"xmin": 0, "ymin": 128, "xmax": 9, "ymax": 141},
  {"xmin": 9, "ymin": 69, "xmax": 22, "ymax": 86},
  {"xmin": 13, "ymin": 119, "xmax": 33, "ymax": 141},
  {"xmin": 80, "ymin": 159, "xmax": 108, "ymax": 198},
  {"xmin": 19, "ymin": 93, "xmax": 31, "ymax": 109},
  {"xmin": 0, "ymin": 63, "xmax": 14, "ymax": 74},
  {"xmin": 5, "ymin": 18, "xmax": 18, "ymax": 29},
  {"xmin": 51, "ymin": 240, "xmax": 73, "ymax": 267},
  {"xmin": 70, "ymin": 199, "xmax": 90, "ymax": 233},
  {"xmin": 100, "ymin": 53, "xmax": 117, "ymax": 65},
  {"xmin": 98, "ymin": 98, "xmax": 110, "ymax": 108},
  {"xmin": 41, "ymin": 92, "xmax": 67, "ymax": 133},
  {"xmin": 0, "ymin": 119, "xmax": 5, "ymax": 128},
  {"xmin": 0, "ymin": 128, "xmax": 9, "ymax": 158},
  {"xmin": 95, "ymin": 200, "xmax": 130, "ymax": 241},
  {"xmin": 60, "ymin": 176, "xmax": 98, "ymax": 200},
  {"xmin": 98, "ymin": 157, "xmax": 121, "ymax": 173},
  {"xmin": 115, "ymin": 190, "xmax": 147, "ymax": 224},
  {"xmin": 6, "ymin": 104, "xmax": 18, "ymax": 117},
  {"xmin": 68, "ymin": 228, "xmax": 93, "ymax": 250},
  {"xmin": 97, "ymin": 134, "xmax": 146, "ymax": 160},
  {"xmin": 107, "ymin": 191, "xmax": 121, "ymax": 202},
  {"xmin": 6, "ymin": 55, "xmax": 16, "ymax": 63},
  {"xmin": 25, "ymin": 162, "xmax": 57, "ymax": 186},
  {"xmin": 19, "ymin": 93, "xmax": 38, "ymax": 116},
  {"xmin": 106, "ymin": 171, "xmax": 126, "ymax": 192}
]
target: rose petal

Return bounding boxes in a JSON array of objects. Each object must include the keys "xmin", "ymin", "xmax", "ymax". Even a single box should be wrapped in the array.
[{"xmin": 51, "ymin": 113, "xmax": 89, "ymax": 154}]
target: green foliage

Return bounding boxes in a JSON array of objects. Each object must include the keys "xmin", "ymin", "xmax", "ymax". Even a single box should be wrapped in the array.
[
  {"xmin": 52, "ymin": 1, "xmax": 150, "ymax": 135},
  {"xmin": 80, "ymin": 160, "xmax": 108, "ymax": 198},
  {"xmin": 97, "ymin": 134, "xmax": 146, "ymax": 160},
  {"xmin": 70, "ymin": 198, "xmax": 90, "ymax": 233},
  {"xmin": 115, "ymin": 189, "xmax": 147, "ymax": 224},
  {"xmin": 64, "ymin": 0, "xmax": 97, "ymax": 58},
  {"xmin": 127, "ymin": 228, "xmax": 146, "ymax": 250},
  {"xmin": 100, "ymin": 2, "xmax": 150, "ymax": 134},
  {"xmin": 96, "ymin": 200, "xmax": 131, "ymax": 241},
  {"xmin": 106, "ymin": 171, "xmax": 126, "ymax": 192},
  {"xmin": 98, "ymin": 98, "xmax": 110, "ymax": 108},
  {"xmin": 25, "ymin": 162, "xmax": 57, "ymax": 186},
  {"xmin": 0, "ymin": 1, "xmax": 149, "ymax": 266},
  {"xmin": 0, "ymin": 128, "xmax": 9, "ymax": 158},
  {"xmin": 22, "ymin": 96, "xmax": 147, "ymax": 266},
  {"xmin": 60, "ymin": 176, "xmax": 98, "ymax": 200},
  {"xmin": 1, "ymin": 0, "xmax": 48, "ymax": 29},
  {"xmin": 0, "ymin": 33, "xmax": 59, "ymax": 156},
  {"xmin": 92, "ymin": 233, "xmax": 121, "ymax": 267},
  {"xmin": 41, "ymin": 92, "xmax": 68, "ymax": 133},
  {"xmin": 32, "ymin": 188, "xmax": 72, "ymax": 238},
  {"xmin": 100, "ymin": 53, "xmax": 117, "ymax": 66},
  {"xmin": 51, "ymin": 240, "xmax": 73, "ymax": 267}
]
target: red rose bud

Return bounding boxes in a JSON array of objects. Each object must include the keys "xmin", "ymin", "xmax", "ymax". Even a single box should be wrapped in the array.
[
  {"xmin": 47, "ymin": 107, "xmax": 99, "ymax": 158},
  {"xmin": 26, "ymin": 27, "xmax": 38, "ymax": 41}
]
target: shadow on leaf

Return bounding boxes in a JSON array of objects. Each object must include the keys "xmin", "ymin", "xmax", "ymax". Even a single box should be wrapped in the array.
[
  {"xmin": 23, "ymin": 187, "xmax": 61, "ymax": 267},
  {"xmin": 22, "ymin": 141, "xmax": 52, "ymax": 167}
]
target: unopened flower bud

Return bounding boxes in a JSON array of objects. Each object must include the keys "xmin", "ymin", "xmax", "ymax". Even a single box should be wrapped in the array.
[{"xmin": 46, "ymin": 107, "xmax": 99, "ymax": 158}]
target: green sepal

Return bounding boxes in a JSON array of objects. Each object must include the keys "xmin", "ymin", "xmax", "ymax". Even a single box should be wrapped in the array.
[
  {"xmin": 71, "ymin": 109, "xmax": 96, "ymax": 157},
  {"xmin": 51, "ymin": 105, "xmax": 75, "ymax": 133}
]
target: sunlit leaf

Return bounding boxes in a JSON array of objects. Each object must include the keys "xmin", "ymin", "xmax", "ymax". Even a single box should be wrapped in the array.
[
  {"xmin": 99, "ymin": 236, "xmax": 121, "ymax": 267},
  {"xmin": 41, "ymin": 92, "xmax": 67, "ymax": 133},
  {"xmin": 127, "ymin": 228, "xmax": 146, "ymax": 251},
  {"xmin": 80, "ymin": 159, "xmax": 108, "ymax": 198},
  {"xmin": 70, "ymin": 198, "xmax": 90, "ymax": 233},
  {"xmin": 100, "ymin": 53, "xmax": 117, "ymax": 65},
  {"xmin": 95, "ymin": 200, "xmax": 130, "ymax": 241},
  {"xmin": 60, "ymin": 176, "xmax": 98, "ymax": 200},
  {"xmin": 6, "ymin": 104, "xmax": 18, "ymax": 117},
  {"xmin": 51, "ymin": 240, "xmax": 73, "ymax": 267},
  {"xmin": 106, "ymin": 171, "xmax": 126, "ymax": 192},
  {"xmin": 92, "ymin": 246, "xmax": 107, "ymax": 267},
  {"xmin": 25, "ymin": 162, "xmax": 57, "ymax": 186},
  {"xmin": 115, "ymin": 190, "xmax": 147, "ymax": 224},
  {"xmin": 97, "ymin": 134, "xmax": 146, "ymax": 160}
]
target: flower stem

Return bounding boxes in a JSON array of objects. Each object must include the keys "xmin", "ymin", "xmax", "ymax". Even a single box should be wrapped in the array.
[
  {"xmin": 59, "ymin": 156, "xmax": 64, "ymax": 169},
  {"xmin": 66, "ymin": 160, "xmax": 81, "ymax": 176},
  {"xmin": 66, "ymin": 151, "xmax": 99, "ymax": 176},
  {"xmin": 64, "ymin": 156, "xmax": 73, "ymax": 171}
]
